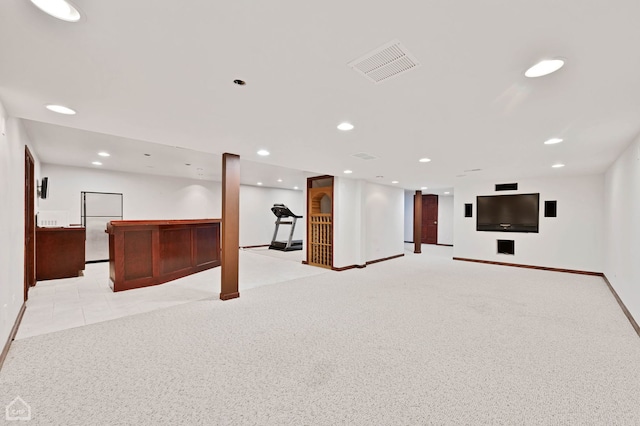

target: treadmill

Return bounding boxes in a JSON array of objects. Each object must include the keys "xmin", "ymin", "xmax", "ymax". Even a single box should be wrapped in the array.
[{"xmin": 268, "ymin": 204, "xmax": 303, "ymax": 251}]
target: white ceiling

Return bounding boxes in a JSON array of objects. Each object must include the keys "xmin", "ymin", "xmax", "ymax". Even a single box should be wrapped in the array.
[{"xmin": 2, "ymin": 0, "xmax": 640, "ymax": 195}]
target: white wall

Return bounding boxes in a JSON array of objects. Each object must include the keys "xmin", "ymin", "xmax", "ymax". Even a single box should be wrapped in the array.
[
  {"xmin": 0, "ymin": 109, "xmax": 40, "ymax": 349},
  {"xmin": 39, "ymin": 164, "xmax": 303, "ymax": 247},
  {"xmin": 39, "ymin": 164, "xmax": 220, "ymax": 222},
  {"xmin": 453, "ymin": 175, "xmax": 604, "ymax": 272},
  {"xmin": 333, "ymin": 179, "xmax": 404, "ymax": 268},
  {"xmin": 403, "ymin": 192, "xmax": 455, "ymax": 245},
  {"xmin": 604, "ymin": 134, "xmax": 640, "ymax": 322},
  {"xmin": 333, "ymin": 177, "xmax": 365, "ymax": 268},
  {"xmin": 404, "ymin": 190, "xmax": 413, "ymax": 242},
  {"xmin": 240, "ymin": 185, "xmax": 304, "ymax": 247},
  {"xmin": 363, "ymin": 182, "xmax": 404, "ymax": 261},
  {"xmin": 437, "ymin": 195, "xmax": 454, "ymax": 245}
]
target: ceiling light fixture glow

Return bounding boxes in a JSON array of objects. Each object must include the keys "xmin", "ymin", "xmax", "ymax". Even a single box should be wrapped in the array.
[
  {"xmin": 98, "ymin": 152, "xmax": 110, "ymax": 157},
  {"xmin": 343, "ymin": 170, "xmax": 353, "ymax": 174},
  {"xmin": 444, "ymin": 191, "xmax": 450, "ymax": 195},
  {"xmin": 293, "ymin": 186, "xmax": 299, "ymax": 190},
  {"xmin": 391, "ymin": 181, "xmax": 399, "ymax": 184},
  {"xmin": 544, "ymin": 138, "xmax": 564, "ymax": 145},
  {"xmin": 92, "ymin": 161, "xmax": 102, "ymax": 166},
  {"xmin": 419, "ymin": 158, "xmax": 431, "ymax": 163},
  {"xmin": 337, "ymin": 122, "xmax": 354, "ymax": 131},
  {"xmin": 421, "ymin": 186, "xmax": 428, "ymax": 190},
  {"xmin": 552, "ymin": 163, "xmax": 565, "ymax": 168},
  {"xmin": 30, "ymin": 0, "xmax": 81, "ymax": 22},
  {"xmin": 525, "ymin": 59, "xmax": 565, "ymax": 78},
  {"xmin": 277, "ymin": 179, "xmax": 283, "ymax": 182},
  {"xmin": 45, "ymin": 104, "xmax": 76, "ymax": 115},
  {"xmin": 257, "ymin": 149, "xmax": 270, "ymax": 156},
  {"xmin": 257, "ymin": 182, "xmax": 263, "ymax": 185}
]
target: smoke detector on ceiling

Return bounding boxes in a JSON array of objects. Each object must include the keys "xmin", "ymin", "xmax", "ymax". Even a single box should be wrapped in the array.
[{"xmin": 348, "ymin": 39, "xmax": 421, "ymax": 84}]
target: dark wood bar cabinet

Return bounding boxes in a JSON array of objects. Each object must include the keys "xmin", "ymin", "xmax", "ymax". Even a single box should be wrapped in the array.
[
  {"xmin": 106, "ymin": 219, "xmax": 221, "ymax": 292},
  {"xmin": 36, "ymin": 227, "xmax": 86, "ymax": 281}
]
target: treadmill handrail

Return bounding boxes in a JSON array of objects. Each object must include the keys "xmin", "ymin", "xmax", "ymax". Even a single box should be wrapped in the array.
[{"xmin": 270, "ymin": 204, "xmax": 302, "ymax": 219}]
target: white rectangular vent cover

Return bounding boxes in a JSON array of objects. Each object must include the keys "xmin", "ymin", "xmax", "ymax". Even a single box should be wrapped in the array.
[
  {"xmin": 352, "ymin": 152, "xmax": 377, "ymax": 160},
  {"xmin": 348, "ymin": 39, "xmax": 420, "ymax": 84}
]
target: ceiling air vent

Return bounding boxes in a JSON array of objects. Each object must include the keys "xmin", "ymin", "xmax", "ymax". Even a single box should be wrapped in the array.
[
  {"xmin": 352, "ymin": 152, "xmax": 377, "ymax": 160},
  {"xmin": 348, "ymin": 39, "xmax": 420, "ymax": 84}
]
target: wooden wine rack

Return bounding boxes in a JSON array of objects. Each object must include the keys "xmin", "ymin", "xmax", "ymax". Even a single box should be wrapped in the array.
[
  {"xmin": 307, "ymin": 177, "xmax": 333, "ymax": 269},
  {"xmin": 309, "ymin": 213, "xmax": 332, "ymax": 267}
]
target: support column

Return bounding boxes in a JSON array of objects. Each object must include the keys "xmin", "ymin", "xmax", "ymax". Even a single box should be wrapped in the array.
[
  {"xmin": 413, "ymin": 191, "xmax": 422, "ymax": 254},
  {"xmin": 220, "ymin": 153, "xmax": 240, "ymax": 300}
]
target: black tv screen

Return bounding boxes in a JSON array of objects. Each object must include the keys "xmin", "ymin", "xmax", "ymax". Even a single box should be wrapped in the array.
[
  {"xmin": 476, "ymin": 193, "xmax": 539, "ymax": 233},
  {"xmin": 40, "ymin": 177, "xmax": 49, "ymax": 199}
]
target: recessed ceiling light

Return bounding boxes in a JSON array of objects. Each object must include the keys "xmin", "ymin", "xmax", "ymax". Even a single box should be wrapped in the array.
[
  {"xmin": 257, "ymin": 182, "xmax": 263, "ymax": 185},
  {"xmin": 30, "ymin": 0, "xmax": 81, "ymax": 22},
  {"xmin": 444, "ymin": 191, "xmax": 450, "ymax": 195},
  {"xmin": 277, "ymin": 179, "xmax": 283, "ymax": 182},
  {"xmin": 391, "ymin": 181, "xmax": 399, "ymax": 184},
  {"xmin": 45, "ymin": 104, "xmax": 76, "ymax": 115},
  {"xmin": 92, "ymin": 161, "xmax": 102, "ymax": 166},
  {"xmin": 293, "ymin": 186, "xmax": 299, "ymax": 190},
  {"xmin": 419, "ymin": 158, "xmax": 431, "ymax": 163},
  {"xmin": 98, "ymin": 152, "xmax": 110, "ymax": 157},
  {"xmin": 344, "ymin": 170, "xmax": 353, "ymax": 174},
  {"xmin": 337, "ymin": 122, "xmax": 354, "ymax": 131},
  {"xmin": 544, "ymin": 138, "xmax": 564, "ymax": 145},
  {"xmin": 525, "ymin": 59, "xmax": 565, "ymax": 78},
  {"xmin": 421, "ymin": 186, "xmax": 428, "ymax": 190},
  {"xmin": 257, "ymin": 149, "xmax": 270, "ymax": 156},
  {"xmin": 552, "ymin": 163, "xmax": 565, "ymax": 168}
]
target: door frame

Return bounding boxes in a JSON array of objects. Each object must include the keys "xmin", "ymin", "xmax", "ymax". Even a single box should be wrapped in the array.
[{"xmin": 24, "ymin": 146, "xmax": 36, "ymax": 301}]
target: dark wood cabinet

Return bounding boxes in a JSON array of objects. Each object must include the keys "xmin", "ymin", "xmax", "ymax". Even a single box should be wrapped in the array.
[
  {"xmin": 106, "ymin": 219, "xmax": 221, "ymax": 292},
  {"xmin": 36, "ymin": 227, "xmax": 86, "ymax": 281}
]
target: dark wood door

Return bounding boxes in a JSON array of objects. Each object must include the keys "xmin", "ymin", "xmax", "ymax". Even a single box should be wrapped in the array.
[
  {"xmin": 421, "ymin": 194, "xmax": 438, "ymax": 244},
  {"xmin": 24, "ymin": 147, "xmax": 36, "ymax": 300}
]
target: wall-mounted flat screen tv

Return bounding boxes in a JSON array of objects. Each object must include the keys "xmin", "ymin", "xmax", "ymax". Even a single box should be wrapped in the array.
[{"xmin": 476, "ymin": 193, "xmax": 539, "ymax": 233}]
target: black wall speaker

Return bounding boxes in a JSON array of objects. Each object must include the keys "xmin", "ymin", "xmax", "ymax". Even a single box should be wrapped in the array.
[
  {"xmin": 495, "ymin": 183, "xmax": 518, "ymax": 191},
  {"xmin": 545, "ymin": 200, "xmax": 557, "ymax": 217},
  {"xmin": 464, "ymin": 203, "xmax": 473, "ymax": 218},
  {"xmin": 497, "ymin": 239, "xmax": 515, "ymax": 255}
]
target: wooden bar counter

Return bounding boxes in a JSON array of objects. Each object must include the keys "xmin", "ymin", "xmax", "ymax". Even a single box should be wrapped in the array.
[{"xmin": 106, "ymin": 219, "xmax": 221, "ymax": 292}]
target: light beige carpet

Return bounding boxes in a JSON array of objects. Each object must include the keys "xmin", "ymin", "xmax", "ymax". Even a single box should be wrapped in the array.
[{"xmin": 2, "ymin": 246, "xmax": 639, "ymax": 425}]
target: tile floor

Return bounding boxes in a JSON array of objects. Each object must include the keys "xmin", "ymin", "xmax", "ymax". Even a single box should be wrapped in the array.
[{"xmin": 17, "ymin": 247, "xmax": 330, "ymax": 340}]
